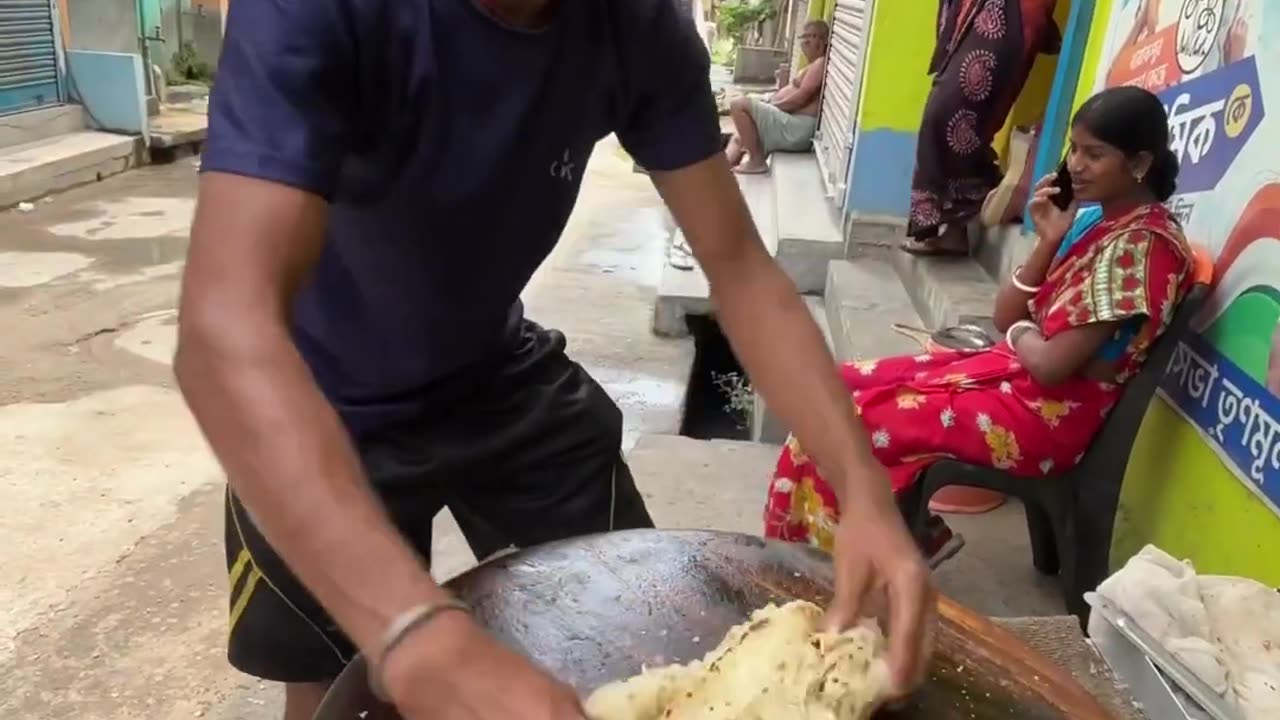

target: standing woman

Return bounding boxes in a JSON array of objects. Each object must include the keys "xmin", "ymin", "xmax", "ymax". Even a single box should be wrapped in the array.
[{"xmin": 904, "ymin": 0, "xmax": 1061, "ymax": 256}]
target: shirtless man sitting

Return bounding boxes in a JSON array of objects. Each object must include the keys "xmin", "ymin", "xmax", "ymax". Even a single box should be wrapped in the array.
[{"xmin": 725, "ymin": 20, "xmax": 828, "ymax": 175}]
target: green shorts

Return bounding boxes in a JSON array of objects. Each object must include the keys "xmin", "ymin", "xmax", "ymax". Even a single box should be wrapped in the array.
[{"xmin": 747, "ymin": 98, "xmax": 818, "ymax": 155}]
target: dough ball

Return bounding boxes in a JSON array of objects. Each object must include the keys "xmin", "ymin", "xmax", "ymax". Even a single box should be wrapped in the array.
[
  {"xmin": 584, "ymin": 601, "xmax": 890, "ymax": 720},
  {"xmin": 584, "ymin": 662, "xmax": 698, "ymax": 720}
]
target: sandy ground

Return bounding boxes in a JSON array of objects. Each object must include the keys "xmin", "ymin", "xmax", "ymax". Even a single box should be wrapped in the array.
[
  {"xmin": 0, "ymin": 137, "xmax": 695, "ymax": 718},
  {"xmin": 0, "ymin": 134, "xmax": 1063, "ymax": 719}
]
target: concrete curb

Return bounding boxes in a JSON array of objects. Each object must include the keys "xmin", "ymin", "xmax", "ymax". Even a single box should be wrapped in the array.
[{"xmin": 0, "ymin": 132, "xmax": 141, "ymax": 210}]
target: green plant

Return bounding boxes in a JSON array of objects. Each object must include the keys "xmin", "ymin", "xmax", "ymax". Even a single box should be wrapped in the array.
[
  {"xmin": 718, "ymin": 0, "xmax": 776, "ymax": 44},
  {"xmin": 712, "ymin": 371, "xmax": 754, "ymax": 428},
  {"xmin": 710, "ymin": 37, "xmax": 736, "ymax": 66},
  {"xmin": 170, "ymin": 41, "xmax": 214, "ymax": 84}
]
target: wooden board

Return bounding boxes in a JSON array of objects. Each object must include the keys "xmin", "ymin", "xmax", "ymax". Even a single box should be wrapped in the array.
[{"xmin": 313, "ymin": 530, "xmax": 1115, "ymax": 719}]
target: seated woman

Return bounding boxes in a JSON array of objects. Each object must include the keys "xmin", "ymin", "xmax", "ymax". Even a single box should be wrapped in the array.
[{"xmin": 764, "ymin": 86, "xmax": 1194, "ymax": 558}]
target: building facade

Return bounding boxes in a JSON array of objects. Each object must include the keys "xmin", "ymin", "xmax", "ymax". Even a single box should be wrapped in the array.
[
  {"xmin": 820, "ymin": 0, "xmax": 1280, "ymax": 585},
  {"xmin": 0, "ymin": 0, "xmax": 65, "ymax": 115}
]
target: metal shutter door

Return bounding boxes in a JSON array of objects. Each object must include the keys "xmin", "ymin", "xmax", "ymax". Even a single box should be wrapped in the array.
[
  {"xmin": 814, "ymin": 0, "xmax": 871, "ymax": 205},
  {"xmin": 0, "ymin": 0, "xmax": 60, "ymax": 115}
]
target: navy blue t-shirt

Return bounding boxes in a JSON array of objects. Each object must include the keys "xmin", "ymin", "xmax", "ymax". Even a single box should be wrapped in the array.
[{"xmin": 202, "ymin": 0, "xmax": 720, "ymax": 433}]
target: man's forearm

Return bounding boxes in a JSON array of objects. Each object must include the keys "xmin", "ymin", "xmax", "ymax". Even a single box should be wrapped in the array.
[
  {"xmin": 771, "ymin": 92, "xmax": 810, "ymax": 113},
  {"xmin": 651, "ymin": 155, "xmax": 890, "ymax": 513},
  {"xmin": 175, "ymin": 322, "xmax": 448, "ymax": 654},
  {"xmin": 1019, "ymin": 236, "xmax": 1060, "ymax": 284},
  {"xmin": 993, "ymin": 238, "xmax": 1058, "ymax": 332},
  {"xmin": 707, "ymin": 251, "xmax": 891, "ymax": 512}
]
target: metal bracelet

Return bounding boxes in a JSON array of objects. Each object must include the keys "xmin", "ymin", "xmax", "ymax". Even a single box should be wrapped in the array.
[
  {"xmin": 368, "ymin": 598, "xmax": 471, "ymax": 702},
  {"xmin": 1011, "ymin": 265, "xmax": 1043, "ymax": 294},
  {"xmin": 1005, "ymin": 320, "xmax": 1039, "ymax": 349}
]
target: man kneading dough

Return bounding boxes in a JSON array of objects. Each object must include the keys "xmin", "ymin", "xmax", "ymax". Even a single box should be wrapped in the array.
[{"xmin": 585, "ymin": 601, "xmax": 891, "ymax": 720}]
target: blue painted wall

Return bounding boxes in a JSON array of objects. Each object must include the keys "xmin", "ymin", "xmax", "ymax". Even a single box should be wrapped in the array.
[
  {"xmin": 66, "ymin": 51, "xmax": 148, "ymax": 136},
  {"xmin": 838, "ymin": 0, "xmax": 934, "ymax": 217},
  {"xmin": 844, "ymin": 128, "xmax": 916, "ymax": 216}
]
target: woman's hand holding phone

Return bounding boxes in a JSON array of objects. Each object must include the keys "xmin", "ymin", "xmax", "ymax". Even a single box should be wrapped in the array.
[{"xmin": 1028, "ymin": 171, "xmax": 1078, "ymax": 249}]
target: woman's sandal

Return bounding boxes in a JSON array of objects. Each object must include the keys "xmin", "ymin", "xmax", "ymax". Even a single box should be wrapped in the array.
[{"xmin": 924, "ymin": 515, "xmax": 966, "ymax": 570}]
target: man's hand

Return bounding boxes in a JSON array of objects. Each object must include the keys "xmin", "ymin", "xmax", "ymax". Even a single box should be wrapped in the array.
[
  {"xmin": 771, "ymin": 56, "xmax": 824, "ymax": 113},
  {"xmin": 383, "ymin": 613, "xmax": 587, "ymax": 720},
  {"xmin": 822, "ymin": 475, "xmax": 935, "ymax": 697},
  {"xmin": 774, "ymin": 63, "xmax": 790, "ymax": 89},
  {"xmin": 650, "ymin": 153, "xmax": 935, "ymax": 696}
]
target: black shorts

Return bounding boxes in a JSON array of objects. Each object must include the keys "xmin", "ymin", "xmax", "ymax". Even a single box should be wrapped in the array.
[{"xmin": 223, "ymin": 322, "xmax": 655, "ymax": 683}]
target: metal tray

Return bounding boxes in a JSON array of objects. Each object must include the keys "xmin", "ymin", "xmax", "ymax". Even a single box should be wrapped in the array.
[{"xmin": 1085, "ymin": 592, "xmax": 1240, "ymax": 720}]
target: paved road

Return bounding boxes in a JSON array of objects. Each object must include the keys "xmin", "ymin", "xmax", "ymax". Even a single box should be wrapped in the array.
[
  {"xmin": 0, "ymin": 136, "xmax": 694, "ymax": 718},
  {"xmin": 0, "ymin": 132, "xmax": 1065, "ymax": 719}
]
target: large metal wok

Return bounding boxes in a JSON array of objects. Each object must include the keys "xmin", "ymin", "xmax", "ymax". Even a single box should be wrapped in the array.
[{"xmin": 314, "ymin": 529, "xmax": 1115, "ymax": 719}]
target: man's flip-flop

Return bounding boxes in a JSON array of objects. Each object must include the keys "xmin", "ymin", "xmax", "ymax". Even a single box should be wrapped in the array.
[
  {"xmin": 901, "ymin": 239, "xmax": 968, "ymax": 257},
  {"xmin": 732, "ymin": 165, "xmax": 770, "ymax": 175},
  {"xmin": 667, "ymin": 233, "xmax": 696, "ymax": 271}
]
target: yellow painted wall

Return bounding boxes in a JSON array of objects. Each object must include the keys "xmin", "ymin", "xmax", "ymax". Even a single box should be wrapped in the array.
[
  {"xmin": 1114, "ymin": 398, "xmax": 1280, "ymax": 586},
  {"xmin": 856, "ymin": 0, "xmax": 935, "ymax": 132},
  {"xmin": 56, "ymin": 0, "xmax": 71, "ymax": 45},
  {"xmin": 994, "ymin": 0, "xmax": 1075, "ymax": 166},
  {"xmin": 808, "ymin": 0, "xmax": 832, "ymax": 22}
]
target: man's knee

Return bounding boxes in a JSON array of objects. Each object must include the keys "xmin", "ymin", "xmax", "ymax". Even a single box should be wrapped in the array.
[{"xmin": 729, "ymin": 95, "xmax": 752, "ymax": 114}]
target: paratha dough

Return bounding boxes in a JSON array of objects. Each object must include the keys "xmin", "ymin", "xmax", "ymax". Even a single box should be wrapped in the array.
[{"xmin": 585, "ymin": 600, "xmax": 891, "ymax": 720}]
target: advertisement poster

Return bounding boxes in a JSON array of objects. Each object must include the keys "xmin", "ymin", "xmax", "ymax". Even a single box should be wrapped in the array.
[{"xmin": 1093, "ymin": 1, "xmax": 1280, "ymax": 537}]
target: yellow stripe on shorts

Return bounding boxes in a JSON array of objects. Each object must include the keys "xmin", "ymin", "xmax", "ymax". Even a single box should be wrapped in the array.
[
  {"xmin": 228, "ymin": 548, "xmax": 251, "ymax": 590},
  {"xmin": 229, "ymin": 566, "xmax": 263, "ymax": 635}
]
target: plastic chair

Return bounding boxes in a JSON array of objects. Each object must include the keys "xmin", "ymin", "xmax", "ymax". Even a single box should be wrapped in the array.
[{"xmin": 907, "ymin": 249, "xmax": 1213, "ymax": 623}]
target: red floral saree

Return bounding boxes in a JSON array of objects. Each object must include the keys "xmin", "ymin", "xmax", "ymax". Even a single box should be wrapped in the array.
[{"xmin": 764, "ymin": 203, "xmax": 1193, "ymax": 550}]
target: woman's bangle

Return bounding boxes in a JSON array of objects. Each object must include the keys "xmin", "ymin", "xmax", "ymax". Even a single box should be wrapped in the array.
[
  {"xmin": 1005, "ymin": 320, "xmax": 1039, "ymax": 349},
  {"xmin": 368, "ymin": 598, "xmax": 471, "ymax": 701},
  {"xmin": 1010, "ymin": 265, "xmax": 1042, "ymax": 294}
]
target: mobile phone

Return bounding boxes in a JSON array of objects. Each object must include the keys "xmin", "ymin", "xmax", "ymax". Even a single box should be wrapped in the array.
[{"xmin": 1051, "ymin": 161, "xmax": 1075, "ymax": 211}]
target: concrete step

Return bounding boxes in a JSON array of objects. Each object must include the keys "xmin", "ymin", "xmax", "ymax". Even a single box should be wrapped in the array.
[
  {"xmin": 749, "ymin": 296, "xmax": 831, "ymax": 443},
  {"xmin": 0, "ymin": 105, "xmax": 88, "ymax": 149},
  {"xmin": 0, "ymin": 131, "xmax": 141, "ymax": 209},
  {"xmin": 148, "ymin": 102, "xmax": 208, "ymax": 151},
  {"xmin": 653, "ymin": 226, "xmax": 712, "ymax": 337},
  {"xmin": 890, "ymin": 249, "xmax": 999, "ymax": 332},
  {"xmin": 652, "ymin": 155, "xmax": 847, "ymax": 338},
  {"xmin": 807, "ymin": 293, "xmax": 833, "ymax": 348},
  {"xmin": 974, "ymin": 222, "xmax": 1035, "ymax": 285},
  {"xmin": 653, "ymin": 172, "xmax": 777, "ymax": 337},
  {"xmin": 749, "ymin": 251, "xmax": 930, "ymax": 444},
  {"xmin": 825, "ymin": 253, "xmax": 927, "ymax": 362},
  {"xmin": 771, "ymin": 152, "xmax": 845, "ymax": 294},
  {"xmin": 846, "ymin": 216, "xmax": 908, "ymax": 249},
  {"xmin": 627, "ymin": 436, "xmax": 1065, "ymax": 617},
  {"xmin": 626, "ymin": 433, "xmax": 779, "ymax": 534},
  {"xmin": 164, "ymin": 84, "xmax": 211, "ymax": 105}
]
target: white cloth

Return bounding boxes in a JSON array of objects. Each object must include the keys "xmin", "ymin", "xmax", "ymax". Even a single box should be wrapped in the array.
[
  {"xmin": 1200, "ymin": 576, "xmax": 1280, "ymax": 717},
  {"xmin": 1097, "ymin": 545, "xmax": 1280, "ymax": 719}
]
